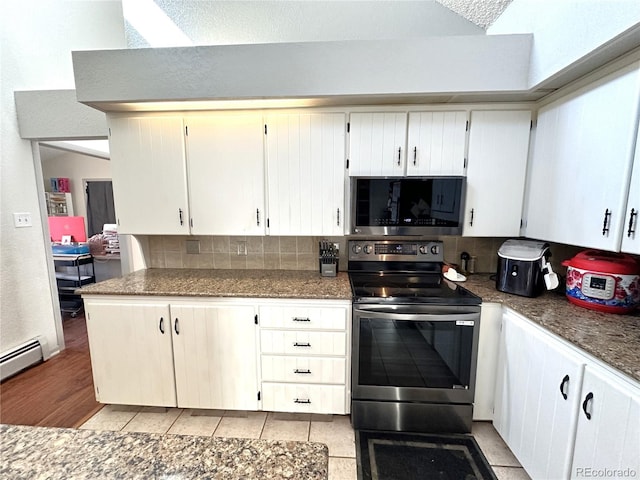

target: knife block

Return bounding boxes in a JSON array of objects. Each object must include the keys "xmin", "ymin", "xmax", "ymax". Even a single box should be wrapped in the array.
[{"xmin": 319, "ymin": 241, "xmax": 339, "ymax": 277}]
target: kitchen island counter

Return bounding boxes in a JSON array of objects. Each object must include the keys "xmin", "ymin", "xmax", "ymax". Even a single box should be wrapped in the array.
[
  {"xmin": 78, "ymin": 268, "xmax": 352, "ymax": 300},
  {"xmin": 463, "ymin": 274, "xmax": 640, "ymax": 383},
  {"xmin": 0, "ymin": 424, "xmax": 328, "ymax": 480}
]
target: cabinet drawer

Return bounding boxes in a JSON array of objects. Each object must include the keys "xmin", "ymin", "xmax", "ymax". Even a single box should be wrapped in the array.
[
  {"xmin": 259, "ymin": 306, "xmax": 347, "ymax": 330},
  {"xmin": 260, "ymin": 330, "xmax": 346, "ymax": 356},
  {"xmin": 261, "ymin": 383, "xmax": 347, "ymax": 414},
  {"xmin": 261, "ymin": 356, "xmax": 346, "ymax": 384}
]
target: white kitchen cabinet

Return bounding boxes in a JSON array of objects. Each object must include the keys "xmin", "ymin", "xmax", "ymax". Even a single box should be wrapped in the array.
[
  {"xmin": 170, "ymin": 304, "xmax": 258, "ymax": 410},
  {"xmin": 265, "ymin": 113, "xmax": 346, "ymax": 235},
  {"xmin": 84, "ymin": 301, "xmax": 177, "ymax": 407},
  {"xmin": 107, "ymin": 115, "xmax": 189, "ymax": 235},
  {"xmin": 258, "ymin": 302, "xmax": 351, "ymax": 415},
  {"xmin": 406, "ymin": 111, "xmax": 467, "ymax": 176},
  {"xmin": 620, "ymin": 126, "xmax": 640, "ymax": 254},
  {"xmin": 348, "ymin": 112, "xmax": 407, "ymax": 176},
  {"xmin": 463, "ymin": 110, "xmax": 531, "ymax": 237},
  {"xmin": 473, "ymin": 303, "xmax": 502, "ymax": 421},
  {"xmin": 570, "ymin": 365, "xmax": 640, "ymax": 479},
  {"xmin": 185, "ymin": 114, "xmax": 265, "ymax": 235},
  {"xmin": 525, "ymin": 63, "xmax": 640, "ymax": 250}
]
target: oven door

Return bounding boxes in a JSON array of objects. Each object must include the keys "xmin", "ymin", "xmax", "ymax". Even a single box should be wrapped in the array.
[{"xmin": 352, "ymin": 303, "xmax": 480, "ymax": 405}]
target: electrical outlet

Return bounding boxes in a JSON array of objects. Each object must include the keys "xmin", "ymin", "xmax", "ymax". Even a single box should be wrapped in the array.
[
  {"xmin": 186, "ymin": 239, "xmax": 200, "ymax": 254},
  {"xmin": 237, "ymin": 241, "xmax": 247, "ymax": 256},
  {"xmin": 13, "ymin": 212, "xmax": 32, "ymax": 228}
]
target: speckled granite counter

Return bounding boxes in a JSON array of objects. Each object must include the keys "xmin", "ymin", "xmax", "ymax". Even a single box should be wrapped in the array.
[
  {"xmin": 463, "ymin": 274, "xmax": 640, "ymax": 383},
  {"xmin": 79, "ymin": 268, "xmax": 352, "ymax": 300},
  {"xmin": 0, "ymin": 424, "xmax": 328, "ymax": 480}
]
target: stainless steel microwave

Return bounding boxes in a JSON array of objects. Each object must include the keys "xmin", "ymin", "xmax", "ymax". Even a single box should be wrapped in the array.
[{"xmin": 350, "ymin": 177, "xmax": 466, "ymax": 236}]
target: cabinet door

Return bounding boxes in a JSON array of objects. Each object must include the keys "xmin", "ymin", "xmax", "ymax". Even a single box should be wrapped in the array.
[
  {"xmin": 84, "ymin": 301, "xmax": 176, "ymax": 406},
  {"xmin": 571, "ymin": 366, "xmax": 640, "ymax": 479},
  {"xmin": 170, "ymin": 304, "xmax": 258, "ymax": 410},
  {"xmin": 348, "ymin": 112, "xmax": 407, "ymax": 176},
  {"xmin": 265, "ymin": 113, "xmax": 346, "ymax": 235},
  {"xmin": 406, "ymin": 111, "xmax": 467, "ymax": 176},
  {"xmin": 525, "ymin": 65, "xmax": 640, "ymax": 250},
  {"xmin": 473, "ymin": 303, "xmax": 502, "ymax": 421},
  {"xmin": 463, "ymin": 110, "xmax": 531, "ymax": 237},
  {"xmin": 494, "ymin": 310, "xmax": 585, "ymax": 480},
  {"xmin": 185, "ymin": 114, "xmax": 265, "ymax": 235},
  {"xmin": 621, "ymin": 128, "xmax": 640, "ymax": 254},
  {"xmin": 107, "ymin": 115, "xmax": 189, "ymax": 234}
]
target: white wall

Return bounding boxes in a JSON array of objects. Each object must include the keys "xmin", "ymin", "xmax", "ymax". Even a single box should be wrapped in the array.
[
  {"xmin": 0, "ymin": 0, "xmax": 126, "ymax": 355},
  {"xmin": 40, "ymin": 148, "xmax": 112, "ymax": 232},
  {"xmin": 489, "ymin": 0, "xmax": 640, "ymax": 88}
]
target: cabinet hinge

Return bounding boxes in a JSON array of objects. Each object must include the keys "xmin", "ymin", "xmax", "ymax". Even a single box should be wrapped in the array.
[
  {"xmin": 185, "ymin": 125, "xmax": 188, "ymax": 136},
  {"xmin": 257, "ymin": 391, "xmax": 261, "ymax": 401},
  {"xmin": 254, "ymin": 314, "xmax": 258, "ymax": 325},
  {"xmin": 466, "ymin": 120, "xmax": 469, "ymax": 131},
  {"xmin": 264, "ymin": 124, "xmax": 267, "ymax": 135},
  {"xmin": 346, "ymin": 159, "xmax": 349, "ymax": 169},
  {"xmin": 347, "ymin": 122, "xmax": 350, "ymax": 133}
]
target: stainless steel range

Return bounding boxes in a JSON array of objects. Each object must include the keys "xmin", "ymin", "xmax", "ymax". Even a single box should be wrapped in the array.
[{"xmin": 349, "ymin": 240, "xmax": 481, "ymax": 434}]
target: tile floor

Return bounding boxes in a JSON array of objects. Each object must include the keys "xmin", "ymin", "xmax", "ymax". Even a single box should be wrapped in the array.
[{"xmin": 80, "ymin": 406, "xmax": 530, "ymax": 480}]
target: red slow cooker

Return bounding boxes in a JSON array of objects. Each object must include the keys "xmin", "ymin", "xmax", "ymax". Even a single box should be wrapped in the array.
[{"xmin": 562, "ymin": 250, "xmax": 640, "ymax": 314}]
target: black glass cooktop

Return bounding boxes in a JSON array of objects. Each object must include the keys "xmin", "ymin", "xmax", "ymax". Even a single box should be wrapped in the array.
[{"xmin": 349, "ymin": 272, "xmax": 481, "ymax": 305}]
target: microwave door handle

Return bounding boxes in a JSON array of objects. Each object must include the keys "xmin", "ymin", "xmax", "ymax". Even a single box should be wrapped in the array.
[{"xmin": 353, "ymin": 309, "xmax": 478, "ymax": 323}]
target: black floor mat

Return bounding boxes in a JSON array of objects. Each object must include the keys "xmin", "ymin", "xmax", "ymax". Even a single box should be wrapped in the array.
[{"xmin": 356, "ymin": 430, "xmax": 497, "ymax": 480}]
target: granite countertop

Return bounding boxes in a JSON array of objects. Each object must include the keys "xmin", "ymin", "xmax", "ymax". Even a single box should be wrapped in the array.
[
  {"xmin": 463, "ymin": 274, "xmax": 640, "ymax": 383},
  {"xmin": 79, "ymin": 268, "xmax": 352, "ymax": 300},
  {"xmin": 0, "ymin": 424, "xmax": 328, "ymax": 480}
]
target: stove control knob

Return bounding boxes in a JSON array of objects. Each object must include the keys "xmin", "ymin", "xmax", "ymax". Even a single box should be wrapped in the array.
[
  {"xmin": 363, "ymin": 244, "xmax": 373, "ymax": 254},
  {"xmin": 352, "ymin": 244, "xmax": 362, "ymax": 254},
  {"xmin": 418, "ymin": 245, "xmax": 428, "ymax": 255},
  {"xmin": 430, "ymin": 244, "xmax": 440, "ymax": 255}
]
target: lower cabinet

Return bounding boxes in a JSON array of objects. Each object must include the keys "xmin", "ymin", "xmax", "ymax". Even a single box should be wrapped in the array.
[
  {"xmin": 84, "ymin": 296, "xmax": 351, "ymax": 415},
  {"xmin": 494, "ymin": 308, "xmax": 640, "ymax": 480},
  {"xmin": 258, "ymin": 301, "xmax": 351, "ymax": 415},
  {"xmin": 84, "ymin": 298, "xmax": 258, "ymax": 410},
  {"xmin": 84, "ymin": 301, "xmax": 177, "ymax": 406}
]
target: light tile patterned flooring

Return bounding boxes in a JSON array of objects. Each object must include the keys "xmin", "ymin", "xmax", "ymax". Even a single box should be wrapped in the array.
[{"xmin": 80, "ymin": 406, "xmax": 530, "ymax": 480}]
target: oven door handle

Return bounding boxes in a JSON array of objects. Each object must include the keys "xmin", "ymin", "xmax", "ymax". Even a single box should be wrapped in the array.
[{"xmin": 353, "ymin": 308, "xmax": 478, "ymax": 323}]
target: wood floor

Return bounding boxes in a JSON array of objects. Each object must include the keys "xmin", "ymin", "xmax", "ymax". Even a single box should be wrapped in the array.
[{"xmin": 0, "ymin": 312, "xmax": 103, "ymax": 428}]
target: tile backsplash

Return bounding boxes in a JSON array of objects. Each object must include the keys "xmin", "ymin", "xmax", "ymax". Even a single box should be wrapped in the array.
[{"xmin": 139, "ymin": 235, "xmax": 534, "ymax": 273}]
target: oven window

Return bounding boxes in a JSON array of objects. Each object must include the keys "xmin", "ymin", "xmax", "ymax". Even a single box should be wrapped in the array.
[{"xmin": 357, "ymin": 318, "xmax": 473, "ymax": 388}]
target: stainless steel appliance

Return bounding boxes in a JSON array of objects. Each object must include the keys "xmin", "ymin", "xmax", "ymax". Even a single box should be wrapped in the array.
[
  {"xmin": 350, "ymin": 177, "xmax": 466, "ymax": 236},
  {"xmin": 349, "ymin": 240, "xmax": 481, "ymax": 434},
  {"xmin": 496, "ymin": 239, "xmax": 552, "ymax": 297}
]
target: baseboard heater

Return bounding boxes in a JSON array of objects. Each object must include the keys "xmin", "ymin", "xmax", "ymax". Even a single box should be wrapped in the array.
[{"xmin": 0, "ymin": 336, "xmax": 50, "ymax": 382}]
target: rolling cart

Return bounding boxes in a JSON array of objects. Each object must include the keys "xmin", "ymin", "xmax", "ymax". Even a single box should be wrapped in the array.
[{"xmin": 53, "ymin": 253, "xmax": 95, "ymax": 317}]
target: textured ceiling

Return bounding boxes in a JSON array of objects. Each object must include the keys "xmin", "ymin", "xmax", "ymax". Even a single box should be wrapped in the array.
[{"xmin": 435, "ymin": 0, "xmax": 514, "ymax": 30}]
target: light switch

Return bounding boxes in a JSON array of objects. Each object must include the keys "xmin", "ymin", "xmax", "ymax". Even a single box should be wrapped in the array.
[{"xmin": 13, "ymin": 212, "xmax": 32, "ymax": 228}]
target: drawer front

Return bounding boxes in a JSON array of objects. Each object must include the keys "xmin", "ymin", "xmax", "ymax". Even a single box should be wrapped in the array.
[
  {"xmin": 261, "ymin": 383, "xmax": 347, "ymax": 414},
  {"xmin": 259, "ymin": 306, "xmax": 347, "ymax": 330},
  {"xmin": 261, "ymin": 356, "xmax": 346, "ymax": 384},
  {"xmin": 260, "ymin": 330, "xmax": 346, "ymax": 356}
]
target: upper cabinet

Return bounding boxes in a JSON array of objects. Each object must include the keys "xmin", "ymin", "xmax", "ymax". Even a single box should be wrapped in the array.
[
  {"xmin": 348, "ymin": 111, "xmax": 468, "ymax": 177},
  {"xmin": 525, "ymin": 64, "xmax": 640, "ymax": 251},
  {"xmin": 108, "ymin": 115, "xmax": 190, "ymax": 235},
  {"xmin": 620, "ymin": 127, "xmax": 640, "ymax": 254},
  {"xmin": 463, "ymin": 110, "xmax": 532, "ymax": 237},
  {"xmin": 348, "ymin": 112, "xmax": 407, "ymax": 176},
  {"xmin": 265, "ymin": 113, "xmax": 346, "ymax": 235},
  {"xmin": 406, "ymin": 111, "xmax": 467, "ymax": 176},
  {"xmin": 185, "ymin": 114, "xmax": 265, "ymax": 235}
]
